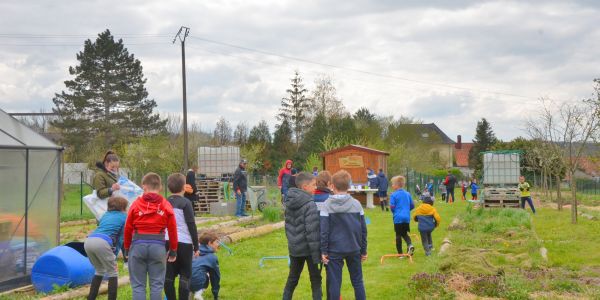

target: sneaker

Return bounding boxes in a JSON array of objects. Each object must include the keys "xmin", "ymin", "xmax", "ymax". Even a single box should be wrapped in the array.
[
  {"xmin": 194, "ymin": 289, "xmax": 204, "ymax": 300},
  {"xmin": 398, "ymin": 255, "xmax": 406, "ymax": 259},
  {"xmin": 408, "ymin": 244, "xmax": 415, "ymax": 256}
]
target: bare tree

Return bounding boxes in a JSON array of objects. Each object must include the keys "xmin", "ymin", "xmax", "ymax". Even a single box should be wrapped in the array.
[
  {"xmin": 309, "ymin": 74, "xmax": 347, "ymax": 120},
  {"xmin": 528, "ymin": 96, "xmax": 600, "ymax": 223},
  {"xmin": 233, "ymin": 122, "xmax": 249, "ymax": 146},
  {"xmin": 213, "ymin": 117, "xmax": 232, "ymax": 146}
]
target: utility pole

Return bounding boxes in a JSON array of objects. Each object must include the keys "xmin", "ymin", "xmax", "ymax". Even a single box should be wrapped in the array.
[{"xmin": 173, "ymin": 26, "xmax": 190, "ymax": 171}]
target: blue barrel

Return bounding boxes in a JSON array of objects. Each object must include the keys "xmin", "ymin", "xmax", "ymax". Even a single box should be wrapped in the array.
[{"xmin": 31, "ymin": 245, "xmax": 95, "ymax": 293}]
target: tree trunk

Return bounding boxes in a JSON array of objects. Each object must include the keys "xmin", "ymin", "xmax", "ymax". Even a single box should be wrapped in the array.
[
  {"xmin": 556, "ymin": 174, "xmax": 562, "ymax": 211},
  {"xmin": 570, "ymin": 172, "xmax": 577, "ymax": 224}
]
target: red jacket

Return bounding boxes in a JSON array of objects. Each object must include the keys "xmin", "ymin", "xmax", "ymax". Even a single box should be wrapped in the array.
[
  {"xmin": 124, "ymin": 192, "xmax": 178, "ymax": 252},
  {"xmin": 277, "ymin": 160, "xmax": 293, "ymax": 187}
]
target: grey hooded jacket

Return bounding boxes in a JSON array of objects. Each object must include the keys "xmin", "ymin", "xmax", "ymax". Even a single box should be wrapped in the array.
[
  {"xmin": 284, "ymin": 188, "xmax": 321, "ymax": 263},
  {"xmin": 320, "ymin": 194, "xmax": 368, "ymax": 256}
]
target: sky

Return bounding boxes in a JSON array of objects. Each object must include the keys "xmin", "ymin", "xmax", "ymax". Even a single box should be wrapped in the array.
[{"xmin": 1, "ymin": 0, "xmax": 599, "ymax": 142}]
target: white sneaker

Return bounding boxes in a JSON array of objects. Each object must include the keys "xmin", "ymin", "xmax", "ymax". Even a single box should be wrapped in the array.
[{"xmin": 194, "ymin": 289, "xmax": 204, "ymax": 300}]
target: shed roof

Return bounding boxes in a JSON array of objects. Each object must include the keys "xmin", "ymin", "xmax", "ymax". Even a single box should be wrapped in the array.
[
  {"xmin": 321, "ymin": 144, "xmax": 390, "ymax": 157},
  {"xmin": 0, "ymin": 108, "xmax": 63, "ymax": 150}
]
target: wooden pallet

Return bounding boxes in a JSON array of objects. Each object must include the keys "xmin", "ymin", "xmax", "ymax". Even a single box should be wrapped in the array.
[
  {"xmin": 484, "ymin": 198, "xmax": 520, "ymax": 208},
  {"xmin": 193, "ymin": 180, "xmax": 229, "ymax": 214}
]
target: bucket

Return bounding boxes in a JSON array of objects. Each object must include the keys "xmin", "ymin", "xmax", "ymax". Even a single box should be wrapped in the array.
[{"xmin": 31, "ymin": 245, "xmax": 95, "ymax": 293}]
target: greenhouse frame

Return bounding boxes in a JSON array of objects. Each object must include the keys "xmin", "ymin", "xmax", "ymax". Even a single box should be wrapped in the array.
[{"xmin": 0, "ymin": 109, "xmax": 63, "ymax": 291}]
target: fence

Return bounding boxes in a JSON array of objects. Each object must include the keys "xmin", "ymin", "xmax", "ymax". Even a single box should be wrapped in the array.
[{"xmin": 576, "ymin": 178, "xmax": 600, "ymax": 195}]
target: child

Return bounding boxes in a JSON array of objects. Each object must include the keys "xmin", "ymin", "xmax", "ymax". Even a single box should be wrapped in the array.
[
  {"xmin": 377, "ymin": 169, "xmax": 389, "ymax": 212},
  {"xmin": 461, "ymin": 181, "xmax": 467, "ymax": 200},
  {"xmin": 190, "ymin": 231, "xmax": 221, "ymax": 300},
  {"xmin": 413, "ymin": 196, "xmax": 441, "ymax": 256},
  {"xmin": 320, "ymin": 170, "xmax": 367, "ymax": 300},
  {"xmin": 390, "ymin": 176, "xmax": 415, "ymax": 256},
  {"xmin": 366, "ymin": 168, "xmax": 378, "ymax": 189},
  {"xmin": 439, "ymin": 182, "xmax": 447, "ymax": 202},
  {"xmin": 84, "ymin": 196, "xmax": 128, "ymax": 300},
  {"xmin": 283, "ymin": 172, "xmax": 322, "ymax": 300},
  {"xmin": 518, "ymin": 176, "xmax": 536, "ymax": 213},
  {"xmin": 426, "ymin": 179, "xmax": 435, "ymax": 197},
  {"xmin": 313, "ymin": 171, "xmax": 332, "ymax": 212},
  {"xmin": 470, "ymin": 180, "xmax": 479, "ymax": 201},
  {"xmin": 164, "ymin": 173, "xmax": 200, "ymax": 300},
  {"xmin": 312, "ymin": 166, "xmax": 319, "ymax": 176},
  {"xmin": 124, "ymin": 172, "xmax": 178, "ymax": 300}
]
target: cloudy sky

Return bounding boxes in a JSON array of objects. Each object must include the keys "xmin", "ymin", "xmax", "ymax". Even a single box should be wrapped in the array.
[{"xmin": 1, "ymin": 0, "xmax": 599, "ymax": 142}]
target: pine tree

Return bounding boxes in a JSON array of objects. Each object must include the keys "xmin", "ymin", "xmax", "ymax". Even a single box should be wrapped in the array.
[
  {"xmin": 297, "ymin": 113, "xmax": 328, "ymax": 162},
  {"xmin": 52, "ymin": 29, "xmax": 165, "ymax": 159},
  {"xmin": 278, "ymin": 70, "xmax": 310, "ymax": 148},
  {"xmin": 271, "ymin": 119, "xmax": 295, "ymax": 168},
  {"xmin": 248, "ymin": 120, "xmax": 271, "ymax": 145},
  {"xmin": 468, "ymin": 118, "xmax": 498, "ymax": 177}
]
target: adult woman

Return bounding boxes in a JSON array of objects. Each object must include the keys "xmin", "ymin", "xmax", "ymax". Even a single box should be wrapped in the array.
[{"xmin": 93, "ymin": 151, "xmax": 121, "ymax": 199}]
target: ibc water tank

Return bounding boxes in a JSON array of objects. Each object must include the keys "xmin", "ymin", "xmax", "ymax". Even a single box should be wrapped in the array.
[{"xmin": 31, "ymin": 245, "xmax": 95, "ymax": 293}]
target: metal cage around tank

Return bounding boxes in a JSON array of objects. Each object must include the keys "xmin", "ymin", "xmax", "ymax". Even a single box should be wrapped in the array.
[{"xmin": 0, "ymin": 109, "xmax": 63, "ymax": 291}]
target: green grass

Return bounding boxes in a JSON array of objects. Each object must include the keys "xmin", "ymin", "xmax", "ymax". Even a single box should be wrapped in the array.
[{"xmin": 60, "ymin": 184, "xmax": 95, "ymax": 222}]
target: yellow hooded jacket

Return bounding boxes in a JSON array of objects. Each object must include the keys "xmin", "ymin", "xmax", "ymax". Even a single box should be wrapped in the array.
[{"xmin": 413, "ymin": 203, "xmax": 441, "ymax": 227}]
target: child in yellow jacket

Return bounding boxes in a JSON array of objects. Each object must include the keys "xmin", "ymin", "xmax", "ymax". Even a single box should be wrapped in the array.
[{"xmin": 413, "ymin": 196, "xmax": 441, "ymax": 256}]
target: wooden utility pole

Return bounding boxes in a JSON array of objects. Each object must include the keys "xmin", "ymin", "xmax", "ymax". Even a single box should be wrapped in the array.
[{"xmin": 173, "ymin": 26, "xmax": 190, "ymax": 170}]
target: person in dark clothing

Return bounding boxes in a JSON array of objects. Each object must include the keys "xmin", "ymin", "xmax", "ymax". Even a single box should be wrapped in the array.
[
  {"xmin": 377, "ymin": 169, "xmax": 389, "ymax": 211},
  {"xmin": 287, "ymin": 168, "xmax": 299, "ymax": 190},
  {"xmin": 443, "ymin": 171, "xmax": 457, "ymax": 203},
  {"xmin": 233, "ymin": 160, "xmax": 248, "ymax": 217},
  {"xmin": 366, "ymin": 168, "xmax": 378, "ymax": 189},
  {"xmin": 164, "ymin": 173, "xmax": 200, "ymax": 300},
  {"xmin": 283, "ymin": 172, "xmax": 322, "ymax": 300},
  {"xmin": 313, "ymin": 171, "xmax": 332, "ymax": 212},
  {"xmin": 185, "ymin": 166, "xmax": 199, "ymax": 203},
  {"xmin": 320, "ymin": 170, "xmax": 367, "ymax": 300},
  {"xmin": 190, "ymin": 231, "xmax": 221, "ymax": 300}
]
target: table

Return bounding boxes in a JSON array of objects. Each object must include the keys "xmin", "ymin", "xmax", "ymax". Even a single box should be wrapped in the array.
[{"xmin": 348, "ymin": 188, "xmax": 379, "ymax": 209}]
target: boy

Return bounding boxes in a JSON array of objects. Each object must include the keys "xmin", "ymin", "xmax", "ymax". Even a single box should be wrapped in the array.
[
  {"xmin": 164, "ymin": 173, "xmax": 200, "ymax": 300},
  {"xmin": 413, "ymin": 196, "xmax": 441, "ymax": 256},
  {"xmin": 124, "ymin": 172, "xmax": 178, "ymax": 300},
  {"xmin": 320, "ymin": 170, "xmax": 367, "ymax": 300},
  {"xmin": 389, "ymin": 176, "xmax": 415, "ymax": 256},
  {"xmin": 470, "ymin": 180, "xmax": 479, "ymax": 200},
  {"xmin": 518, "ymin": 176, "xmax": 536, "ymax": 213},
  {"xmin": 190, "ymin": 231, "xmax": 221, "ymax": 300},
  {"xmin": 426, "ymin": 179, "xmax": 435, "ymax": 197},
  {"xmin": 461, "ymin": 181, "xmax": 467, "ymax": 200},
  {"xmin": 377, "ymin": 169, "xmax": 389, "ymax": 212},
  {"xmin": 84, "ymin": 196, "xmax": 128, "ymax": 300},
  {"xmin": 439, "ymin": 182, "xmax": 447, "ymax": 202},
  {"xmin": 283, "ymin": 172, "xmax": 322, "ymax": 300}
]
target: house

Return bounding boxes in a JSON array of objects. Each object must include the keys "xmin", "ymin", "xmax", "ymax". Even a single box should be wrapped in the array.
[
  {"xmin": 397, "ymin": 123, "xmax": 455, "ymax": 168},
  {"xmin": 454, "ymin": 135, "xmax": 474, "ymax": 178}
]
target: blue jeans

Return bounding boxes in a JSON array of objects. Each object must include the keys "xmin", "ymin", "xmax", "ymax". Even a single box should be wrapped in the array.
[
  {"xmin": 521, "ymin": 196, "xmax": 536, "ymax": 213},
  {"xmin": 236, "ymin": 192, "xmax": 247, "ymax": 216},
  {"xmin": 326, "ymin": 253, "xmax": 365, "ymax": 300}
]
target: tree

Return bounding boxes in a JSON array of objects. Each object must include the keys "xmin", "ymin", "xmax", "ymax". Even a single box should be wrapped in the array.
[
  {"xmin": 297, "ymin": 113, "xmax": 329, "ymax": 165},
  {"xmin": 468, "ymin": 118, "xmax": 498, "ymax": 177},
  {"xmin": 309, "ymin": 75, "xmax": 346, "ymax": 120},
  {"xmin": 248, "ymin": 120, "xmax": 271, "ymax": 145},
  {"xmin": 52, "ymin": 29, "xmax": 165, "ymax": 160},
  {"xmin": 233, "ymin": 122, "xmax": 249, "ymax": 146},
  {"xmin": 353, "ymin": 107, "xmax": 376, "ymax": 124},
  {"xmin": 213, "ymin": 117, "xmax": 232, "ymax": 145},
  {"xmin": 278, "ymin": 70, "xmax": 310, "ymax": 148},
  {"xmin": 271, "ymin": 119, "xmax": 295, "ymax": 169}
]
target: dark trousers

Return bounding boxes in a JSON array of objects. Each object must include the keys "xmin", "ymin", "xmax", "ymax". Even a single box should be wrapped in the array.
[
  {"xmin": 283, "ymin": 256, "xmax": 322, "ymax": 300},
  {"xmin": 164, "ymin": 243, "xmax": 193, "ymax": 300},
  {"xmin": 472, "ymin": 193, "xmax": 478, "ymax": 200},
  {"xmin": 446, "ymin": 186, "xmax": 455, "ymax": 203},
  {"xmin": 419, "ymin": 230, "xmax": 433, "ymax": 256},
  {"xmin": 520, "ymin": 196, "xmax": 536, "ymax": 213},
  {"xmin": 379, "ymin": 198, "xmax": 388, "ymax": 211},
  {"xmin": 325, "ymin": 253, "xmax": 365, "ymax": 300},
  {"xmin": 441, "ymin": 193, "xmax": 446, "ymax": 201},
  {"xmin": 394, "ymin": 223, "xmax": 412, "ymax": 254}
]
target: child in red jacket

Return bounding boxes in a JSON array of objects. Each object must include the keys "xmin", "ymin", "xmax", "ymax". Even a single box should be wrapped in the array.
[{"xmin": 124, "ymin": 173, "xmax": 178, "ymax": 300}]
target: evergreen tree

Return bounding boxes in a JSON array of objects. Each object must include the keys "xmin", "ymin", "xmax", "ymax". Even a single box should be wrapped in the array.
[
  {"xmin": 278, "ymin": 70, "xmax": 310, "ymax": 148},
  {"xmin": 271, "ymin": 119, "xmax": 295, "ymax": 169},
  {"xmin": 353, "ymin": 107, "xmax": 376, "ymax": 124},
  {"xmin": 297, "ymin": 113, "xmax": 328, "ymax": 163},
  {"xmin": 468, "ymin": 118, "xmax": 498, "ymax": 177},
  {"xmin": 248, "ymin": 120, "xmax": 271, "ymax": 145},
  {"xmin": 52, "ymin": 29, "xmax": 165, "ymax": 159}
]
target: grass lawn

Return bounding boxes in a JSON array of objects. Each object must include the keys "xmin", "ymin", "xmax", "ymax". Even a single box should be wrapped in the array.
[{"xmin": 60, "ymin": 184, "xmax": 95, "ymax": 222}]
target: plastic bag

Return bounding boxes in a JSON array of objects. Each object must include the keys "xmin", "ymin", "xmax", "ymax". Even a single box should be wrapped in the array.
[{"xmin": 83, "ymin": 176, "xmax": 143, "ymax": 220}]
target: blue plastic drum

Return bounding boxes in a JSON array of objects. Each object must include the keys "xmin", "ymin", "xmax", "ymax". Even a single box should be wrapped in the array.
[{"xmin": 31, "ymin": 245, "xmax": 95, "ymax": 293}]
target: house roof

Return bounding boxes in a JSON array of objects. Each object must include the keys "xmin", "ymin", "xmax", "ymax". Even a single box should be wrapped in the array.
[
  {"xmin": 398, "ymin": 123, "xmax": 455, "ymax": 144},
  {"xmin": 0, "ymin": 108, "xmax": 63, "ymax": 150},
  {"xmin": 320, "ymin": 144, "xmax": 390, "ymax": 157},
  {"xmin": 577, "ymin": 157, "xmax": 600, "ymax": 177},
  {"xmin": 454, "ymin": 143, "xmax": 474, "ymax": 167}
]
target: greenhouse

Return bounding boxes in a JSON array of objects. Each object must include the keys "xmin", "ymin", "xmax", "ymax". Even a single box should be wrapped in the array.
[{"xmin": 0, "ymin": 109, "xmax": 63, "ymax": 291}]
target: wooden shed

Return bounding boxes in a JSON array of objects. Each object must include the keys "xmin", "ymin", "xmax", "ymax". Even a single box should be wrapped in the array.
[{"xmin": 321, "ymin": 145, "xmax": 389, "ymax": 184}]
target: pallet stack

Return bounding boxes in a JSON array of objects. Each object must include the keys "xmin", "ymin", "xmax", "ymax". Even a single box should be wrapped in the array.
[
  {"xmin": 483, "ymin": 187, "xmax": 520, "ymax": 208},
  {"xmin": 194, "ymin": 180, "xmax": 226, "ymax": 214}
]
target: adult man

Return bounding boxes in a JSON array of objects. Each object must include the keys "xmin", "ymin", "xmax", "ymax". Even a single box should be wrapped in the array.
[
  {"xmin": 233, "ymin": 159, "xmax": 249, "ymax": 217},
  {"xmin": 185, "ymin": 165, "xmax": 199, "ymax": 203},
  {"xmin": 443, "ymin": 170, "xmax": 457, "ymax": 203}
]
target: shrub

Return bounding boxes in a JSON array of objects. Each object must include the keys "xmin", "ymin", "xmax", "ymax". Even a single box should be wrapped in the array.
[{"xmin": 262, "ymin": 206, "xmax": 282, "ymax": 222}]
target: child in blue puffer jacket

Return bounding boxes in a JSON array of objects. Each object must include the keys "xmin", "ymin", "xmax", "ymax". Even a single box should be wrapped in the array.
[
  {"xmin": 389, "ymin": 175, "xmax": 415, "ymax": 256},
  {"xmin": 191, "ymin": 231, "xmax": 221, "ymax": 300}
]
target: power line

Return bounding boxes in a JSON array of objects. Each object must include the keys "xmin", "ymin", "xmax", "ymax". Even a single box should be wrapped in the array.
[{"xmin": 188, "ymin": 35, "xmax": 532, "ymax": 99}]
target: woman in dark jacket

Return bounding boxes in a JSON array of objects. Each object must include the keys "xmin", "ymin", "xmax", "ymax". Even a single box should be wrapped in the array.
[
  {"xmin": 185, "ymin": 165, "xmax": 199, "ymax": 203},
  {"xmin": 93, "ymin": 151, "xmax": 121, "ymax": 199}
]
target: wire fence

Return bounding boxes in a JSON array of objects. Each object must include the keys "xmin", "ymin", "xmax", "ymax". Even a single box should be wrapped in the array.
[{"xmin": 576, "ymin": 178, "xmax": 600, "ymax": 195}]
